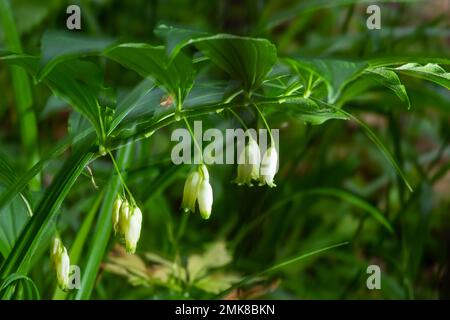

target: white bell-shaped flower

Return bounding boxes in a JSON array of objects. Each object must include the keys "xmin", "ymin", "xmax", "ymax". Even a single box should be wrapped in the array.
[
  {"xmin": 235, "ymin": 137, "xmax": 261, "ymax": 186},
  {"xmin": 51, "ymin": 237, "xmax": 70, "ymax": 291},
  {"xmin": 197, "ymin": 179, "xmax": 213, "ymax": 220},
  {"xmin": 112, "ymin": 196, "xmax": 123, "ymax": 234},
  {"xmin": 181, "ymin": 171, "xmax": 201, "ymax": 213},
  {"xmin": 118, "ymin": 200, "xmax": 130, "ymax": 236},
  {"xmin": 259, "ymin": 146, "xmax": 278, "ymax": 187},
  {"xmin": 124, "ymin": 206, "xmax": 142, "ymax": 254}
]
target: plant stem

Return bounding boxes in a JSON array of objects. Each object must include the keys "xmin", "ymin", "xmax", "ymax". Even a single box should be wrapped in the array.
[
  {"xmin": 229, "ymin": 108, "xmax": 249, "ymax": 130},
  {"xmin": 183, "ymin": 117, "xmax": 203, "ymax": 163},
  {"xmin": 74, "ymin": 144, "xmax": 133, "ymax": 300},
  {"xmin": 253, "ymin": 103, "xmax": 274, "ymax": 144},
  {"xmin": 107, "ymin": 150, "xmax": 134, "ymax": 204}
]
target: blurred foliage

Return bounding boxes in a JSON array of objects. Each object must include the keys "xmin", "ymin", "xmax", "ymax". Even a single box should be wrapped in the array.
[{"xmin": 0, "ymin": 0, "xmax": 449, "ymax": 300}]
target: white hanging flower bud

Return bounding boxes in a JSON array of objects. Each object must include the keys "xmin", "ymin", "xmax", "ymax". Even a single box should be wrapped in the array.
[
  {"xmin": 234, "ymin": 137, "xmax": 261, "ymax": 186},
  {"xmin": 181, "ymin": 171, "xmax": 201, "ymax": 213},
  {"xmin": 181, "ymin": 164, "xmax": 214, "ymax": 219},
  {"xmin": 197, "ymin": 179, "xmax": 213, "ymax": 220},
  {"xmin": 112, "ymin": 196, "xmax": 123, "ymax": 234},
  {"xmin": 51, "ymin": 237, "xmax": 70, "ymax": 291},
  {"xmin": 124, "ymin": 206, "xmax": 142, "ymax": 254},
  {"xmin": 118, "ymin": 200, "xmax": 130, "ymax": 236},
  {"xmin": 259, "ymin": 146, "xmax": 278, "ymax": 187}
]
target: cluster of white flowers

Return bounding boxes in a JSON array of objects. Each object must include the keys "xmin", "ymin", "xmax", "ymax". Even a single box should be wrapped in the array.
[
  {"xmin": 181, "ymin": 164, "xmax": 213, "ymax": 219},
  {"xmin": 51, "ymin": 237, "xmax": 70, "ymax": 291},
  {"xmin": 112, "ymin": 197, "xmax": 142, "ymax": 253},
  {"xmin": 235, "ymin": 134, "xmax": 278, "ymax": 187}
]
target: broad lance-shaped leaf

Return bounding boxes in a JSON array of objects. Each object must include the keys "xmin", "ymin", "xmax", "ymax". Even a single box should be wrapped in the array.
[
  {"xmin": 395, "ymin": 63, "xmax": 450, "ymax": 89},
  {"xmin": 366, "ymin": 68, "xmax": 411, "ymax": 109},
  {"xmin": 37, "ymin": 30, "xmax": 115, "ymax": 81},
  {"xmin": 156, "ymin": 25, "xmax": 277, "ymax": 93},
  {"xmin": 1, "ymin": 54, "xmax": 106, "ymax": 140},
  {"xmin": 285, "ymin": 57, "xmax": 368, "ymax": 103},
  {"xmin": 104, "ymin": 44, "xmax": 194, "ymax": 105},
  {"xmin": 0, "ymin": 143, "xmax": 95, "ymax": 280},
  {"xmin": 0, "ymin": 185, "xmax": 30, "ymax": 259}
]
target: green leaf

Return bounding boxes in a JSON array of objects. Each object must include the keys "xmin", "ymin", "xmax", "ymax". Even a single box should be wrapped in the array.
[
  {"xmin": 154, "ymin": 24, "xmax": 208, "ymax": 58},
  {"xmin": 285, "ymin": 58, "xmax": 368, "ymax": 103},
  {"xmin": 0, "ymin": 186, "xmax": 30, "ymax": 259},
  {"xmin": 311, "ymin": 98, "xmax": 413, "ymax": 192},
  {"xmin": 104, "ymin": 44, "xmax": 194, "ymax": 104},
  {"xmin": 53, "ymin": 191, "xmax": 104, "ymax": 300},
  {"xmin": 1, "ymin": 54, "xmax": 106, "ymax": 140},
  {"xmin": 0, "ymin": 273, "xmax": 40, "ymax": 299},
  {"xmin": 367, "ymin": 56, "xmax": 450, "ymax": 68},
  {"xmin": 278, "ymin": 96, "xmax": 349, "ymax": 124},
  {"xmin": 108, "ymin": 78, "xmax": 160, "ymax": 136},
  {"xmin": 394, "ymin": 63, "xmax": 450, "ymax": 89},
  {"xmin": 366, "ymin": 68, "xmax": 411, "ymax": 109},
  {"xmin": 38, "ymin": 30, "xmax": 115, "ymax": 81},
  {"xmin": 0, "ymin": 130, "xmax": 94, "ymax": 214},
  {"xmin": 156, "ymin": 25, "xmax": 278, "ymax": 93},
  {"xmin": 0, "ymin": 144, "xmax": 95, "ymax": 283}
]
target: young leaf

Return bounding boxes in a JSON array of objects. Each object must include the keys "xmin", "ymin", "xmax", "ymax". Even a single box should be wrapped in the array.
[
  {"xmin": 395, "ymin": 63, "xmax": 450, "ymax": 89},
  {"xmin": 285, "ymin": 57, "xmax": 368, "ymax": 103},
  {"xmin": 366, "ymin": 68, "xmax": 411, "ymax": 109}
]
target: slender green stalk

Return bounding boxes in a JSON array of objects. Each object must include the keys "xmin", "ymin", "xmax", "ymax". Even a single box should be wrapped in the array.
[
  {"xmin": 253, "ymin": 103, "xmax": 274, "ymax": 144},
  {"xmin": 183, "ymin": 117, "xmax": 203, "ymax": 163},
  {"xmin": 107, "ymin": 150, "xmax": 134, "ymax": 204},
  {"xmin": 74, "ymin": 144, "xmax": 133, "ymax": 300},
  {"xmin": 229, "ymin": 109, "xmax": 249, "ymax": 130}
]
